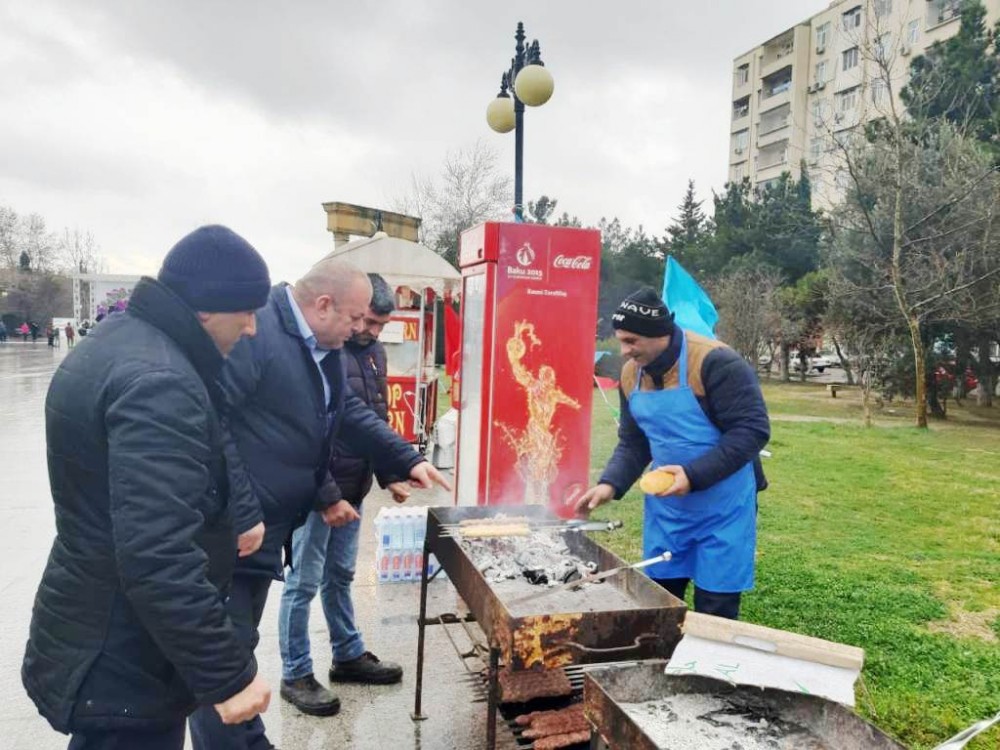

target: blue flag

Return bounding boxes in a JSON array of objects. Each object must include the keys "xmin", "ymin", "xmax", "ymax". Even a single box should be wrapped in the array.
[{"xmin": 661, "ymin": 256, "xmax": 718, "ymax": 340}]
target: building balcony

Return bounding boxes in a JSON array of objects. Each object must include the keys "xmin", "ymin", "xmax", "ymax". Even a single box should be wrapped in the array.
[
  {"xmin": 759, "ymin": 87, "xmax": 791, "ymax": 109},
  {"xmin": 760, "ymin": 31, "xmax": 796, "ymax": 78},
  {"xmin": 760, "ymin": 66, "xmax": 794, "ymax": 107},
  {"xmin": 757, "ymin": 124, "xmax": 790, "ymax": 149},
  {"xmin": 732, "ymin": 95, "xmax": 751, "ymax": 123},
  {"xmin": 927, "ymin": 0, "xmax": 962, "ymax": 28},
  {"xmin": 757, "ymin": 139, "xmax": 790, "ymax": 172}
]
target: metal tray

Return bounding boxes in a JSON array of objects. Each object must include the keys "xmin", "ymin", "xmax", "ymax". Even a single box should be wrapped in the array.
[{"xmin": 584, "ymin": 660, "xmax": 907, "ymax": 750}]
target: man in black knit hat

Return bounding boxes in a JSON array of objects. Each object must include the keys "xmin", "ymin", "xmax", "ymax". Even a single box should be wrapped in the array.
[
  {"xmin": 575, "ymin": 287, "xmax": 769, "ymax": 620},
  {"xmin": 23, "ymin": 225, "xmax": 272, "ymax": 749}
]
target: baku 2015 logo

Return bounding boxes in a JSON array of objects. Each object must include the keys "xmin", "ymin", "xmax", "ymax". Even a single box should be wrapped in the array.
[{"xmin": 515, "ymin": 242, "xmax": 536, "ymax": 267}]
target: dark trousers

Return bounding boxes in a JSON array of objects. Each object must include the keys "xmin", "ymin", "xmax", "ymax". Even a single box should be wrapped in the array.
[
  {"xmin": 654, "ymin": 577, "xmax": 742, "ymax": 620},
  {"xmin": 189, "ymin": 574, "xmax": 274, "ymax": 750},
  {"xmin": 68, "ymin": 723, "xmax": 185, "ymax": 750}
]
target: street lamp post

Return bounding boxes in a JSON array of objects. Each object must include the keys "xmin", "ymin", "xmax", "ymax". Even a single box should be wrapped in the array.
[{"xmin": 486, "ymin": 22, "xmax": 554, "ymax": 222}]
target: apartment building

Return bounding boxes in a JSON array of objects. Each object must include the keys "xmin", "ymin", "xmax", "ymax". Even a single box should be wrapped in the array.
[{"xmin": 729, "ymin": 0, "xmax": 1000, "ymax": 207}]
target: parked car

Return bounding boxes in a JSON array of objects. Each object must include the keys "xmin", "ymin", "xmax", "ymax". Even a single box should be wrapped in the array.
[{"xmin": 790, "ymin": 354, "xmax": 832, "ymax": 373}]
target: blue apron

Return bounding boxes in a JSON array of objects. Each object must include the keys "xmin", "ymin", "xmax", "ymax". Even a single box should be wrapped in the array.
[{"xmin": 629, "ymin": 331, "xmax": 757, "ymax": 592}]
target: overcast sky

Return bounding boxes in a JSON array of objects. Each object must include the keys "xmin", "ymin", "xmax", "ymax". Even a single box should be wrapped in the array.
[{"xmin": 1, "ymin": 0, "xmax": 826, "ymax": 282}]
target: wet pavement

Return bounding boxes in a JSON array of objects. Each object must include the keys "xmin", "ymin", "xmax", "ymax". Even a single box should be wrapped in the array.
[{"xmin": 0, "ymin": 342, "xmax": 513, "ymax": 750}]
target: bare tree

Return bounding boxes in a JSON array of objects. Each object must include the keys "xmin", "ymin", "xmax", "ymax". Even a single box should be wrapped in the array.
[
  {"xmin": 390, "ymin": 140, "xmax": 512, "ymax": 264},
  {"xmin": 23, "ymin": 213, "xmax": 58, "ymax": 273},
  {"xmin": 711, "ymin": 267, "xmax": 783, "ymax": 367},
  {"xmin": 0, "ymin": 206, "xmax": 20, "ymax": 270},
  {"xmin": 824, "ymin": 9, "xmax": 1000, "ymax": 428},
  {"xmin": 58, "ymin": 228, "xmax": 106, "ymax": 274}
]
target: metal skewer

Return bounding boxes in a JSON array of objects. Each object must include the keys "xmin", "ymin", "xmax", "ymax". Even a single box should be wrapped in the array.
[{"xmin": 439, "ymin": 519, "xmax": 623, "ymax": 538}]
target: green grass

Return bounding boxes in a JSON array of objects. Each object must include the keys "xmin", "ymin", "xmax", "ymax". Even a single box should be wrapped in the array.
[{"xmin": 586, "ymin": 380, "xmax": 1000, "ymax": 750}]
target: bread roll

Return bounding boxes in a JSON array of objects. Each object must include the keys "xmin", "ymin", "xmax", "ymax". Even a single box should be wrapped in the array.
[{"xmin": 639, "ymin": 470, "xmax": 674, "ymax": 495}]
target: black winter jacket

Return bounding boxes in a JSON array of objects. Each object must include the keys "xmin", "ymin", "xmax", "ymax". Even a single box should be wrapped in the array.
[
  {"xmin": 22, "ymin": 278, "xmax": 255, "ymax": 734},
  {"xmin": 601, "ymin": 324, "xmax": 770, "ymax": 498},
  {"xmin": 333, "ymin": 338, "xmax": 400, "ymax": 503},
  {"xmin": 223, "ymin": 284, "xmax": 423, "ymax": 578}
]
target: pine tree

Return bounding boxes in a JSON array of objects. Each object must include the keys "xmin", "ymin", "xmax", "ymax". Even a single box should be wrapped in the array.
[
  {"xmin": 663, "ymin": 180, "xmax": 706, "ymax": 267},
  {"xmin": 902, "ymin": 0, "xmax": 1000, "ymax": 160}
]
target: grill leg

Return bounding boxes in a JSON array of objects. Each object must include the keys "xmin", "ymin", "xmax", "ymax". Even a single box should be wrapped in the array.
[
  {"xmin": 411, "ymin": 540, "xmax": 431, "ymax": 721},
  {"xmin": 486, "ymin": 646, "xmax": 500, "ymax": 750}
]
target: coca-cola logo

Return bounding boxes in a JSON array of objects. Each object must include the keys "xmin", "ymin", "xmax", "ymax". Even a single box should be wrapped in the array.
[{"xmin": 553, "ymin": 254, "xmax": 592, "ymax": 270}]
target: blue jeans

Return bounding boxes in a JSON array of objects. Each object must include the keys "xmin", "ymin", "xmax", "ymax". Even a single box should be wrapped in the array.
[{"xmin": 278, "ymin": 508, "xmax": 364, "ymax": 681}]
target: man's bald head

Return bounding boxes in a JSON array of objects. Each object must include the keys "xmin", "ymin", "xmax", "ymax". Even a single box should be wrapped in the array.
[
  {"xmin": 292, "ymin": 258, "xmax": 372, "ymax": 349},
  {"xmin": 295, "ymin": 259, "xmax": 371, "ymax": 305}
]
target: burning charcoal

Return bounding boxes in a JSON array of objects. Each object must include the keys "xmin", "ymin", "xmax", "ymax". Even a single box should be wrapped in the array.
[
  {"xmin": 561, "ymin": 569, "xmax": 582, "ymax": 585},
  {"xmin": 523, "ymin": 569, "xmax": 549, "ymax": 585},
  {"xmin": 548, "ymin": 559, "xmax": 577, "ymax": 584}
]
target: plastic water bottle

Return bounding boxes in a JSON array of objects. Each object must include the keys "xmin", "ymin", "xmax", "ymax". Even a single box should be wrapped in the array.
[
  {"xmin": 413, "ymin": 508, "xmax": 426, "ymax": 578},
  {"xmin": 401, "ymin": 508, "xmax": 416, "ymax": 581},
  {"xmin": 389, "ymin": 510, "xmax": 404, "ymax": 582},
  {"xmin": 374, "ymin": 508, "xmax": 391, "ymax": 583}
]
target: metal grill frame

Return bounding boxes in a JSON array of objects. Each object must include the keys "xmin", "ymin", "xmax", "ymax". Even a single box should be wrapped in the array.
[{"xmin": 411, "ymin": 505, "xmax": 687, "ymax": 750}]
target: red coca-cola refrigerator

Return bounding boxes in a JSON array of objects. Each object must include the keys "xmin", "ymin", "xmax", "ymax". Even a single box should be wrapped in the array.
[{"xmin": 455, "ymin": 222, "xmax": 601, "ymax": 519}]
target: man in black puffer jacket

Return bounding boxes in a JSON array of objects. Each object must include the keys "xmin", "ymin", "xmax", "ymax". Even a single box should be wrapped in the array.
[
  {"xmin": 22, "ymin": 226, "xmax": 273, "ymax": 749},
  {"xmin": 189, "ymin": 260, "xmax": 450, "ymax": 749},
  {"xmin": 278, "ymin": 274, "xmax": 410, "ymax": 716}
]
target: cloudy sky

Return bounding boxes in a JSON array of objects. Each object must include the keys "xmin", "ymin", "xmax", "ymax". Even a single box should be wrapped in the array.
[{"xmin": 1, "ymin": 0, "xmax": 825, "ymax": 282}]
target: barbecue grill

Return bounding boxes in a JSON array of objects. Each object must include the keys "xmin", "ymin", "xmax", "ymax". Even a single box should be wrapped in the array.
[
  {"xmin": 584, "ymin": 660, "xmax": 907, "ymax": 750},
  {"xmin": 412, "ymin": 505, "xmax": 687, "ymax": 750}
]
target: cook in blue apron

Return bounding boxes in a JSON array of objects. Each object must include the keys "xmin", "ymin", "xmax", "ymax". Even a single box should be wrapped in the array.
[
  {"xmin": 629, "ymin": 330, "xmax": 757, "ymax": 618},
  {"xmin": 578, "ymin": 286, "xmax": 767, "ymax": 619}
]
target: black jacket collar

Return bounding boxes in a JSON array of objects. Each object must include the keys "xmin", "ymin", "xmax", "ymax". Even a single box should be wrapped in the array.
[
  {"xmin": 127, "ymin": 277, "xmax": 225, "ymax": 388},
  {"xmin": 271, "ymin": 283, "xmax": 306, "ymax": 340}
]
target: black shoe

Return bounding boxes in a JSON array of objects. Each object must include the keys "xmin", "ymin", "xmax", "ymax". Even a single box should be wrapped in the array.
[
  {"xmin": 280, "ymin": 674, "xmax": 341, "ymax": 716},
  {"xmin": 329, "ymin": 651, "xmax": 403, "ymax": 685}
]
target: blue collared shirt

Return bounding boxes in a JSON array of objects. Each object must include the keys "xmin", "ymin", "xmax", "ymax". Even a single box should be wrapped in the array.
[{"xmin": 285, "ymin": 286, "xmax": 331, "ymax": 407}]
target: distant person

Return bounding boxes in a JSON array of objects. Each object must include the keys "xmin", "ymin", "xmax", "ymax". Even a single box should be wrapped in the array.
[
  {"xmin": 278, "ymin": 273, "xmax": 407, "ymax": 720},
  {"xmin": 46, "ymin": 326, "xmax": 55, "ymax": 347},
  {"xmin": 64, "ymin": 322, "xmax": 75, "ymax": 348},
  {"xmin": 18, "ymin": 322, "xmax": 30, "ymax": 342},
  {"xmin": 0, "ymin": 321, "xmax": 7, "ymax": 343},
  {"xmin": 79, "ymin": 321, "xmax": 90, "ymax": 337},
  {"xmin": 22, "ymin": 225, "xmax": 273, "ymax": 749},
  {"xmin": 30, "ymin": 321, "xmax": 39, "ymax": 343}
]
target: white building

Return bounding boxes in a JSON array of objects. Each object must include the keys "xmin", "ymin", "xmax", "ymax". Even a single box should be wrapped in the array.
[
  {"xmin": 729, "ymin": 0, "xmax": 1000, "ymax": 207},
  {"xmin": 71, "ymin": 273, "xmax": 141, "ymax": 325}
]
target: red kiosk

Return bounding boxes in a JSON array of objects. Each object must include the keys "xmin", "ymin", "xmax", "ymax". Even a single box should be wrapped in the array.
[{"xmin": 322, "ymin": 233, "xmax": 461, "ymax": 452}]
